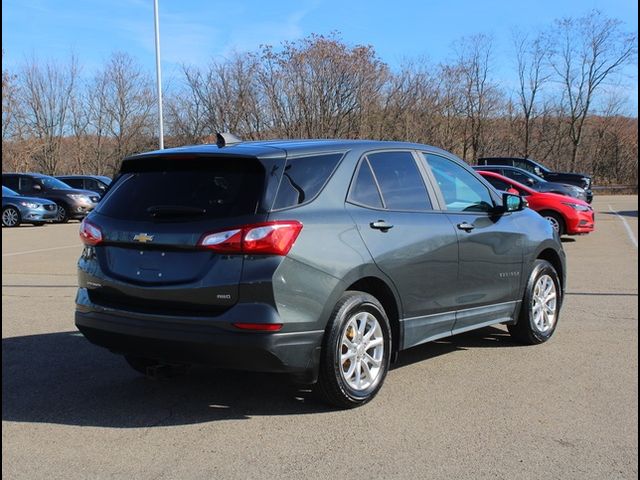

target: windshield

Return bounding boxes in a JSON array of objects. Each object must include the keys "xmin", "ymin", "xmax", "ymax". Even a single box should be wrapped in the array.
[
  {"xmin": 40, "ymin": 177, "xmax": 73, "ymax": 189},
  {"xmin": 2, "ymin": 186, "xmax": 18, "ymax": 196}
]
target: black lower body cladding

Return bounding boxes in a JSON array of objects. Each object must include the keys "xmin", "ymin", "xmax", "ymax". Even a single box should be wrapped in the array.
[{"xmin": 75, "ymin": 290, "xmax": 324, "ymax": 383}]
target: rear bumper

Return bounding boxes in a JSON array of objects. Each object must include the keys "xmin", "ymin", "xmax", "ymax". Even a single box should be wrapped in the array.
[{"xmin": 75, "ymin": 289, "xmax": 323, "ymax": 383}]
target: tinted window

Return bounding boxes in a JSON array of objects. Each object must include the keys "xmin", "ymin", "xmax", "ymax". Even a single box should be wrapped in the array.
[
  {"xmin": 367, "ymin": 151, "xmax": 432, "ymax": 210},
  {"xmin": 485, "ymin": 176, "xmax": 512, "ymax": 192},
  {"xmin": 62, "ymin": 178, "xmax": 84, "ymax": 189},
  {"xmin": 97, "ymin": 158, "xmax": 265, "ymax": 221},
  {"xmin": 349, "ymin": 159, "xmax": 383, "ymax": 208},
  {"xmin": 426, "ymin": 154, "xmax": 494, "ymax": 212},
  {"xmin": 3, "ymin": 176, "xmax": 19, "ymax": 191},
  {"xmin": 505, "ymin": 170, "xmax": 535, "ymax": 185},
  {"xmin": 41, "ymin": 177, "xmax": 72, "ymax": 189},
  {"xmin": 513, "ymin": 160, "xmax": 536, "ymax": 174},
  {"xmin": 272, "ymin": 153, "xmax": 343, "ymax": 210},
  {"xmin": 481, "ymin": 158, "xmax": 511, "ymax": 166},
  {"xmin": 19, "ymin": 176, "xmax": 37, "ymax": 193}
]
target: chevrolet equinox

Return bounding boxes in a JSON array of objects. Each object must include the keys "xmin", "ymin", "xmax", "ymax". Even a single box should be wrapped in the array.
[{"xmin": 75, "ymin": 139, "xmax": 566, "ymax": 408}]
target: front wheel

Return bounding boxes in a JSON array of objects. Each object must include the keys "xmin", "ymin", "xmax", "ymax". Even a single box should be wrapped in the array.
[
  {"xmin": 55, "ymin": 203, "xmax": 69, "ymax": 223},
  {"xmin": 541, "ymin": 211, "xmax": 565, "ymax": 236},
  {"xmin": 316, "ymin": 291, "xmax": 392, "ymax": 408},
  {"xmin": 508, "ymin": 259, "xmax": 562, "ymax": 345},
  {"xmin": 2, "ymin": 206, "xmax": 21, "ymax": 227}
]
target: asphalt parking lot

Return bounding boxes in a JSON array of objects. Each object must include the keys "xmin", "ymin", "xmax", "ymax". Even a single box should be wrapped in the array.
[{"xmin": 2, "ymin": 195, "xmax": 638, "ymax": 480}]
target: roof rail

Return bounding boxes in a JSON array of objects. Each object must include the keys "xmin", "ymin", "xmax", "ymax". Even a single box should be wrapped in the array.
[{"xmin": 216, "ymin": 132, "xmax": 243, "ymax": 148}]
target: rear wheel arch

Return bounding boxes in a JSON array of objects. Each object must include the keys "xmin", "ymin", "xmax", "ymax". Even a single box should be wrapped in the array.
[{"xmin": 345, "ymin": 276, "xmax": 401, "ymax": 358}]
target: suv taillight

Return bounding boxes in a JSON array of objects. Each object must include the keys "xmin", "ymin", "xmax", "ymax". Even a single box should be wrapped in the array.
[
  {"xmin": 198, "ymin": 221, "xmax": 302, "ymax": 256},
  {"xmin": 79, "ymin": 219, "xmax": 103, "ymax": 246}
]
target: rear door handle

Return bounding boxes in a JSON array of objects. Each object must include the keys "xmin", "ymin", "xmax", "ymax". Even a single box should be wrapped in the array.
[
  {"xmin": 457, "ymin": 222, "xmax": 475, "ymax": 232},
  {"xmin": 370, "ymin": 220, "xmax": 394, "ymax": 231}
]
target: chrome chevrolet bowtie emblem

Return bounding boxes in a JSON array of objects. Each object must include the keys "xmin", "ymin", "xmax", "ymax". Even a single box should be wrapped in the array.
[{"xmin": 133, "ymin": 233, "xmax": 154, "ymax": 243}]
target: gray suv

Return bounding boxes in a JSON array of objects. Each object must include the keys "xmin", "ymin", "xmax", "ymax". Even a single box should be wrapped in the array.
[{"xmin": 75, "ymin": 139, "xmax": 566, "ymax": 408}]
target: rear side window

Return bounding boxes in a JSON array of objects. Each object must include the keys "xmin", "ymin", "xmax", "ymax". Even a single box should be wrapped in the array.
[
  {"xmin": 349, "ymin": 159, "xmax": 384, "ymax": 208},
  {"xmin": 272, "ymin": 153, "xmax": 343, "ymax": 210},
  {"xmin": 96, "ymin": 157, "xmax": 265, "ymax": 221},
  {"xmin": 367, "ymin": 151, "xmax": 432, "ymax": 211}
]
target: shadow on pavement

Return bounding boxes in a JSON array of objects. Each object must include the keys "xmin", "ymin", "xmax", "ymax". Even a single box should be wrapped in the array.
[
  {"xmin": 3, "ymin": 326, "xmax": 520, "ymax": 427},
  {"xmin": 603, "ymin": 210, "xmax": 638, "ymax": 218},
  {"xmin": 394, "ymin": 325, "xmax": 521, "ymax": 369}
]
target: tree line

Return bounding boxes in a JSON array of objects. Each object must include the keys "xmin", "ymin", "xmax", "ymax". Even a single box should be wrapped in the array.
[{"xmin": 2, "ymin": 10, "xmax": 637, "ymax": 185}]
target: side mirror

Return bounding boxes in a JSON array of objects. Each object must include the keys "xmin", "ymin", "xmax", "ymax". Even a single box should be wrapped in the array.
[
  {"xmin": 32, "ymin": 184, "xmax": 42, "ymax": 191},
  {"xmin": 526, "ymin": 178, "xmax": 535, "ymax": 186},
  {"xmin": 502, "ymin": 193, "xmax": 526, "ymax": 212}
]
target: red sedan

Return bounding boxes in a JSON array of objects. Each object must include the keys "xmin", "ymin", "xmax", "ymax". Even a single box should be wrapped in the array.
[{"xmin": 478, "ymin": 170, "xmax": 595, "ymax": 236}]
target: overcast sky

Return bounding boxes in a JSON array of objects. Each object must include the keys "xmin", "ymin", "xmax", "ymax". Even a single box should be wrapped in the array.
[{"xmin": 3, "ymin": 0, "xmax": 638, "ymax": 113}]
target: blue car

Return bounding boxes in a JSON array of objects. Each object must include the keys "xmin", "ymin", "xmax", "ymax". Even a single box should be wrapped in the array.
[{"xmin": 2, "ymin": 186, "xmax": 58, "ymax": 227}]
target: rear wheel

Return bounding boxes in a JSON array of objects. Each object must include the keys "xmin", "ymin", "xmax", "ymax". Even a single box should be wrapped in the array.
[
  {"xmin": 316, "ymin": 291, "xmax": 391, "ymax": 408},
  {"xmin": 55, "ymin": 203, "xmax": 69, "ymax": 223},
  {"xmin": 2, "ymin": 206, "xmax": 21, "ymax": 227},
  {"xmin": 541, "ymin": 211, "xmax": 565, "ymax": 236},
  {"xmin": 508, "ymin": 259, "xmax": 562, "ymax": 345}
]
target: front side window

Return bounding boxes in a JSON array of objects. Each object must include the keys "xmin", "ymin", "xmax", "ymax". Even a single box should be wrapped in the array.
[
  {"xmin": 426, "ymin": 154, "xmax": 494, "ymax": 213},
  {"xmin": 506, "ymin": 170, "xmax": 535, "ymax": 186},
  {"xmin": 514, "ymin": 160, "xmax": 537, "ymax": 174},
  {"xmin": 485, "ymin": 176, "xmax": 512, "ymax": 192},
  {"xmin": 366, "ymin": 151, "xmax": 432, "ymax": 211},
  {"xmin": 272, "ymin": 153, "xmax": 344, "ymax": 210}
]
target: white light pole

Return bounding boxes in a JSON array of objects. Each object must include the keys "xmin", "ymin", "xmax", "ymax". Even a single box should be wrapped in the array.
[{"xmin": 153, "ymin": 0, "xmax": 164, "ymax": 149}]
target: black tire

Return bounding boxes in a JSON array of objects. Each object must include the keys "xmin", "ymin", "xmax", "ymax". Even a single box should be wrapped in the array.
[
  {"xmin": 2, "ymin": 206, "xmax": 21, "ymax": 227},
  {"xmin": 541, "ymin": 211, "xmax": 565, "ymax": 236},
  {"xmin": 508, "ymin": 259, "xmax": 562, "ymax": 345},
  {"xmin": 124, "ymin": 355, "xmax": 161, "ymax": 375},
  {"xmin": 316, "ymin": 291, "xmax": 392, "ymax": 408},
  {"xmin": 55, "ymin": 203, "xmax": 69, "ymax": 223}
]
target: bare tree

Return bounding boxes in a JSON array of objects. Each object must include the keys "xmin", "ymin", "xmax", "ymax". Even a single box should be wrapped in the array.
[
  {"xmin": 456, "ymin": 34, "xmax": 500, "ymax": 161},
  {"xmin": 548, "ymin": 10, "xmax": 637, "ymax": 169},
  {"xmin": 513, "ymin": 31, "xmax": 551, "ymax": 158},
  {"xmin": 98, "ymin": 52, "xmax": 155, "ymax": 173},
  {"xmin": 18, "ymin": 57, "xmax": 78, "ymax": 174}
]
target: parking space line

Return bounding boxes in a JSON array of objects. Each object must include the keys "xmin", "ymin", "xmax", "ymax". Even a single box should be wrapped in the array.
[
  {"xmin": 608, "ymin": 205, "xmax": 638, "ymax": 248},
  {"xmin": 2, "ymin": 244, "xmax": 81, "ymax": 257}
]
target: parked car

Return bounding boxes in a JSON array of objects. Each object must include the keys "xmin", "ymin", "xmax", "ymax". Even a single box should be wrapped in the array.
[
  {"xmin": 75, "ymin": 139, "xmax": 566, "ymax": 408},
  {"xmin": 2, "ymin": 186, "xmax": 58, "ymax": 227},
  {"xmin": 477, "ymin": 157, "xmax": 593, "ymax": 202},
  {"xmin": 56, "ymin": 175, "xmax": 112, "ymax": 198},
  {"xmin": 471, "ymin": 165, "xmax": 588, "ymax": 202},
  {"xmin": 477, "ymin": 170, "xmax": 595, "ymax": 236},
  {"xmin": 2, "ymin": 173, "xmax": 100, "ymax": 223}
]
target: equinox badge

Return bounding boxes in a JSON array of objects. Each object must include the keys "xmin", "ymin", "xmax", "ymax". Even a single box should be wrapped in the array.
[{"xmin": 133, "ymin": 233, "xmax": 154, "ymax": 243}]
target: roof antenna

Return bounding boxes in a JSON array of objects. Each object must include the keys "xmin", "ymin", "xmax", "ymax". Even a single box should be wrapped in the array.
[{"xmin": 216, "ymin": 132, "xmax": 243, "ymax": 148}]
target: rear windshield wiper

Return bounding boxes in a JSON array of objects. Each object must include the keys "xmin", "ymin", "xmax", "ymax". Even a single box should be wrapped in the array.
[{"xmin": 146, "ymin": 205, "xmax": 207, "ymax": 218}]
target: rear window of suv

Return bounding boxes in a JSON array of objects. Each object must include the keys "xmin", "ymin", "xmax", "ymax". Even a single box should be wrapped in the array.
[
  {"xmin": 96, "ymin": 157, "xmax": 265, "ymax": 221},
  {"xmin": 272, "ymin": 153, "xmax": 344, "ymax": 210}
]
